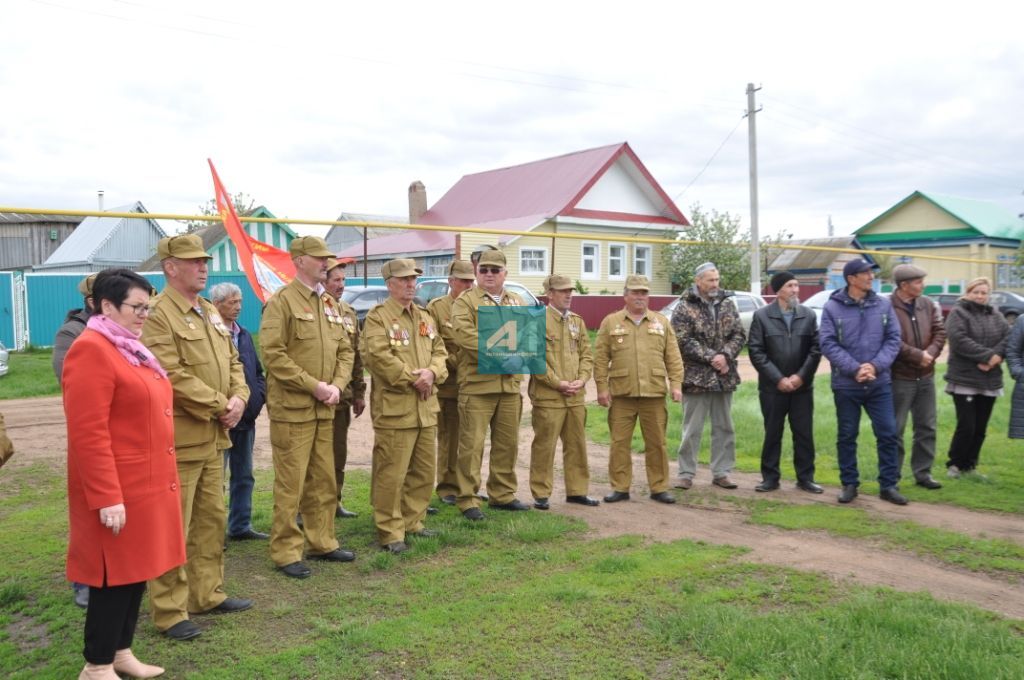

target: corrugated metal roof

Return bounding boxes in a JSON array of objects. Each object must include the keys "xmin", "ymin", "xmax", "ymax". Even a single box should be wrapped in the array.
[
  {"xmin": 37, "ymin": 202, "xmax": 166, "ymax": 268},
  {"xmin": 0, "ymin": 212, "xmax": 83, "ymax": 224},
  {"xmin": 336, "ymin": 230, "xmax": 454, "ymax": 258},
  {"xmin": 857, "ymin": 191, "xmax": 1024, "ymax": 240},
  {"xmin": 767, "ymin": 237, "xmax": 863, "ymax": 272}
]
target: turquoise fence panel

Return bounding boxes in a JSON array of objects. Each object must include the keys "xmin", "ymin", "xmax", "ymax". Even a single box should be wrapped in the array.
[{"xmin": 0, "ymin": 273, "xmax": 13, "ymax": 348}]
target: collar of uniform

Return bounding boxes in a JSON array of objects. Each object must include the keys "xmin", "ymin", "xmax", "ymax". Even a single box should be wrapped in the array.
[
  {"xmin": 288, "ymin": 278, "xmax": 322, "ymax": 299},
  {"xmin": 619, "ymin": 308, "xmax": 652, "ymax": 324},
  {"xmin": 381, "ymin": 295, "xmax": 416, "ymax": 319},
  {"xmin": 473, "ymin": 286, "xmax": 507, "ymax": 303},
  {"xmin": 160, "ymin": 284, "xmax": 204, "ymax": 315},
  {"xmin": 548, "ymin": 304, "xmax": 570, "ymax": 320}
]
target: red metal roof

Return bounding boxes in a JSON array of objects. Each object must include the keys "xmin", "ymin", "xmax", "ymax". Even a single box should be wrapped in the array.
[{"xmin": 335, "ymin": 228, "xmax": 454, "ymax": 258}]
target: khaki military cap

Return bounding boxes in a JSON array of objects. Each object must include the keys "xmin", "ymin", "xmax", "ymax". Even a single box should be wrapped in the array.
[
  {"xmin": 544, "ymin": 274, "xmax": 573, "ymax": 291},
  {"xmin": 289, "ymin": 235, "xmax": 334, "ymax": 258},
  {"xmin": 77, "ymin": 273, "xmax": 98, "ymax": 296},
  {"xmin": 478, "ymin": 250, "xmax": 506, "ymax": 267},
  {"xmin": 157, "ymin": 233, "xmax": 212, "ymax": 260},
  {"xmin": 624, "ymin": 275, "xmax": 651, "ymax": 291},
  {"xmin": 448, "ymin": 260, "xmax": 475, "ymax": 280},
  {"xmin": 381, "ymin": 258, "xmax": 423, "ymax": 279}
]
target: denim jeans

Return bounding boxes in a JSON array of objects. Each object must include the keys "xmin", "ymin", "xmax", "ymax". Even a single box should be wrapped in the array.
[
  {"xmin": 833, "ymin": 382, "xmax": 900, "ymax": 489},
  {"xmin": 224, "ymin": 427, "xmax": 256, "ymax": 536}
]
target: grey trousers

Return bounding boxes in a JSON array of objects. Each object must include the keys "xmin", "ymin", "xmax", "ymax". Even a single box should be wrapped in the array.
[
  {"xmin": 677, "ymin": 392, "xmax": 736, "ymax": 479},
  {"xmin": 891, "ymin": 377, "xmax": 938, "ymax": 481}
]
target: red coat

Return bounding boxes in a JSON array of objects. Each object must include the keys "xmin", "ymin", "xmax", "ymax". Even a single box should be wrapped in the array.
[{"xmin": 63, "ymin": 329, "xmax": 186, "ymax": 587}]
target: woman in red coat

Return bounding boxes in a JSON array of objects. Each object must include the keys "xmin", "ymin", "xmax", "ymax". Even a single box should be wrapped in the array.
[{"xmin": 63, "ymin": 269, "xmax": 186, "ymax": 680}]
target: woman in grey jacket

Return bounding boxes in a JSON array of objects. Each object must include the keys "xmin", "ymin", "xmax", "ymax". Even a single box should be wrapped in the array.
[
  {"xmin": 943, "ymin": 277, "xmax": 1008, "ymax": 477},
  {"xmin": 1003, "ymin": 315, "xmax": 1024, "ymax": 439}
]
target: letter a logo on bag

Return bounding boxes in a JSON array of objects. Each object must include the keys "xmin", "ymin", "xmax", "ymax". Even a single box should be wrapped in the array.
[
  {"xmin": 486, "ymin": 321, "xmax": 518, "ymax": 352},
  {"xmin": 478, "ymin": 306, "xmax": 546, "ymax": 375}
]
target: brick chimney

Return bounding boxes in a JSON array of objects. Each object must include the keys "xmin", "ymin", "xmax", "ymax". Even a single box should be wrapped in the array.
[{"xmin": 408, "ymin": 181, "xmax": 427, "ymax": 224}]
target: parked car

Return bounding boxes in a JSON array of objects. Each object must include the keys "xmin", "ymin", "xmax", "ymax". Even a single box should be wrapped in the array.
[
  {"xmin": 923, "ymin": 290, "xmax": 1023, "ymax": 324},
  {"xmin": 802, "ymin": 289, "xmax": 834, "ymax": 326},
  {"xmin": 413, "ymin": 279, "xmax": 541, "ymax": 307},
  {"xmin": 660, "ymin": 291, "xmax": 767, "ymax": 335},
  {"xmin": 933, "ymin": 293, "xmax": 959, "ymax": 320},
  {"xmin": 0, "ymin": 341, "xmax": 8, "ymax": 378},
  {"xmin": 341, "ymin": 286, "xmax": 391, "ymax": 325}
]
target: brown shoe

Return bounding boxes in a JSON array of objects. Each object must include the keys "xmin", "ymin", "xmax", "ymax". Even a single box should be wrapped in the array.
[
  {"xmin": 712, "ymin": 476, "xmax": 738, "ymax": 489},
  {"xmin": 673, "ymin": 477, "xmax": 693, "ymax": 490}
]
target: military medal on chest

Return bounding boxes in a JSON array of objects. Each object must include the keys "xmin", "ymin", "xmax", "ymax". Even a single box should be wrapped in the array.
[
  {"xmin": 390, "ymin": 322, "xmax": 402, "ymax": 347},
  {"xmin": 612, "ymin": 323, "xmax": 627, "ymax": 344},
  {"xmin": 649, "ymin": 320, "xmax": 666, "ymax": 336},
  {"xmin": 419, "ymin": 320, "xmax": 435, "ymax": 340}
]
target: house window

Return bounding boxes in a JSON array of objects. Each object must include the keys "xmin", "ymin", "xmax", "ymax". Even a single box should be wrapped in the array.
[
  {"xmin": 634, "ymin": 246, "xmax": 651, "ymax": 277},
  {"xmin": 519, "ymin": 247, "xmax": 548, "ymax": 274},
  {"xmin": 608, "ymin": 244, "xmax": 626, "ymax": 280},
  {"xmin": 581, "ymin": 242, "xmax": 600, "ymax": 279},
  {"xmin": 425, "ymin": 256, "xmax": 449, "ymax": 277}
]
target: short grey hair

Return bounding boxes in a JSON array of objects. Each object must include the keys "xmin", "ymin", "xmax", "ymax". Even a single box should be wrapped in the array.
[
  {"xmin": 695, "ymin": 262, "xmax": 718, "ymax": 278},
  {"xmin": 209, "ymin": 282, "xmax": 242, "ymax": 303}
]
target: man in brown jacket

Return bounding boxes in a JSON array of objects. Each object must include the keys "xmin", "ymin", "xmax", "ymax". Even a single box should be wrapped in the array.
[{"xmin": 889, "ymin": 264, "xmax": 947, "ymax": 489}]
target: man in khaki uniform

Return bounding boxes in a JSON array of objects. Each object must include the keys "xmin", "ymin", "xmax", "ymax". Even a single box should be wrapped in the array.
[
  {"xmin": 362, "ymin": 259, "xmax": 448, "ymax": 553},
  {"xmin": 0, "ymin": 411, "xmax": 13, "ymax": 469},
  {"xmin": 425, "ymin": 260, "xmax": 475, "ymax": 505},
  {"xmin": 594, "ymin": 275, "xmax": 684, "ymax": 504},
  {"xmin": 142, "ymin": 233, "xmax": 252, "ymax": 641},
  {"xmin": 529, "ymin": 275, "xmax": 599, "ymax": 510},
  {"xmin": 324, "ymin": 257, "xmax": 366, "ymax": 518},
  {"xmin": 260, "ymin": 236, "xmax": 356, "ymax": 580},
  {"xmin": 451, "ymin": 249, "xmax": 529, "ymax": 520}
]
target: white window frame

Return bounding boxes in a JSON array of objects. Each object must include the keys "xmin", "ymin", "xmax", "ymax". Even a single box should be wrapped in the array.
[
  {"xmin": 581, "ymin": 241, "xmax": 600, "ymax": 280},
  {"xmin": 608, "ymin": 242, "xmax": 627, "ymax": 280},
  {"xmin": 518, "ymin": 246, "xmax": 548, "ymax": 275},
  {"xmin": 634, "ymin": 245, "xmax": 651, "ymax": 277}
]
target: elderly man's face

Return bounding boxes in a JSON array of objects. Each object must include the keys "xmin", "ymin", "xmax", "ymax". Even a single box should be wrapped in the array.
[
  {"xmin": 214, "ymin": 293, "xmax": 242, "ymax": 323},
  {"xmin": 325, "ymin": 266, "xmax": 346, "ymax": 300},
  {"xmin": 696, "ymin": 269, "xmax": 720, "ymax": 296},
  {"xmin": 387, "ymin": 274, "xmax": 418, "ymax": 307},
  {"xmin": 899, "ymin": 277, "xmax": 925, "ymax": 299},
  {"xmin": 295, "ymin": 254, "xmax": 329, "ymax": 284},
  {"xmin": 624, "ymin": 289, "xmax": 649, "ymax": 314}
]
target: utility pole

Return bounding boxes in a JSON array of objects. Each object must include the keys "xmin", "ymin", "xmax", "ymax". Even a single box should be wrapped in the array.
[{"xmin": 745, "ymin": 83, "xmax": 762, "ymax": 295}]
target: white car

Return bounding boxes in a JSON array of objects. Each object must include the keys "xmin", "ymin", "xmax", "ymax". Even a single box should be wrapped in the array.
[
  {"xmin": 0, "ymin": 341, "xmax": 8, "ymax": 378},
  {"xmin": 660, "ymin": 291, "xmax": 767, "ymax": 335},
  {"xmin": 802, "ymin": 289, "xmax": 835, "ymax": 326}
]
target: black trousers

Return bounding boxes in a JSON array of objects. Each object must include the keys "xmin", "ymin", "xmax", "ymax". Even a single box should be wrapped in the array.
[
  {"xmin": 758, "ymin": 389, "xmax": 816, "ymax": 484},
  {"xmin": 83, "ymin": 581, "xmax": 146, "ymax": 664},
  {"xmin": 946, "ymin": 394, "xmax": 997, "ymax": 472}
]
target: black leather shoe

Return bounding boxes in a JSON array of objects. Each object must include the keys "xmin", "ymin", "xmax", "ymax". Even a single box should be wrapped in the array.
[
  {"xmin": 796, "ymin": 480, "xmax": 824, "ymax": 494},
  {"xmin": 755, "ymin": 481, "xmax": 780, "ymax": 492},
  {"xmin": 462, "ymin": 507, "xmax": 485, "ymax": 521},
  {"xmin": 73, "ymin": 586, "xmax": 89, "ymax": 609},
  {"xmin": 426, "ymin": 506, "xmax": 439, "ymax": 515},
  {"xmin": 650, "ymin": 491, "xmax": 677, "ymax": 504},
  {"xmin": 489, "ymin": 499, "xmax": 531, "ymax": 511},
  {"xmin": 533, "ymin": 498, "xmax": 550, "ymax": 510},
  {"xmin": 335, "ymin": 506, "xmax": 358, "ymax": 519},
  {"xmin": 228, "ymin": 528, "xmax": 269, "ymax": 540},
  {"xmin": 838, "ymin": 484, "xmax": 858, "ymax": 504},
  {"xmin": 880, "ymin": 487, "xmax": 909, "ymax": 505},
  {"xmin": 307, "ymin": 548, "xmax": 356, "ymax": 563},
  {"xmin": 207, "ymin": 597, "xmax": 253, "ymax": 614},
  {"xmin": 164, "ymin": 620, "xmax": 202, "ymax": 641},
  {"xmin": 440, "ymin": 495, "xmax": 457, "ymax": 505},
  {"xmin": 915, "ymin": 477, "xmax": 942, "ymax": 490},
  {"xmin": 279, "ymin": 562, "xmax": 311, "ymax": 579},
  {"xmin": 566, "ymin": 495, "xmax": 600, "ymax": 506},
  {"xmin": 382, "ymin": 541, "xmax": 409, "ymax": 554},
  {"xmin": 603, "ymin": 491, "xmax": 630, "ymax": 503}
]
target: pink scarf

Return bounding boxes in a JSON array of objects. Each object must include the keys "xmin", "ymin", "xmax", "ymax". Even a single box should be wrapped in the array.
[{"xmin": 87, "ymin": 314, "xmax": 167, "ymax": 378}]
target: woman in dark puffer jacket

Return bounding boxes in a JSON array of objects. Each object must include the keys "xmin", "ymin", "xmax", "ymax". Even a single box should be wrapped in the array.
[
  {"xmin": 943, "ymin": 277, "xmax": 1009, "ymax": 477},
  {"xmin": 1004, "ymin": 315, "xmax": 1024, "ymax": 439}
]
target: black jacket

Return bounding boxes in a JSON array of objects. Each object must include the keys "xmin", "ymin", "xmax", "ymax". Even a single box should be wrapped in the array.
[
  {"xmin": 234, "ymin": 324, "xmax": 266, "ymax": 430},
  {"xmin": 747, "ymin": 300, "xmax": 821, "ymax": 393},
  {"xmin": 944, "ymin": 298, "xmax": 1008, "ymax": 392}
]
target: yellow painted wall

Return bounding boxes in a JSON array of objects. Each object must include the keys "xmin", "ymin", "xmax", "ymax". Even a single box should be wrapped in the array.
[
  {"xmin": 878, "ymin": 244, "xmax": 1014, "ymax": 288},
  {"xmin": 866, "ymin": 196, "xmax": 966, "ymax": 235}
]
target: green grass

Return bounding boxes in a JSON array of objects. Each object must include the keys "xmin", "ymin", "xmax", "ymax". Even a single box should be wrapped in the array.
[
  {"xmin": 1, "ymin": 466, "xmax": 1022, "ymax": 679},
  {"xmin": 587, "ymin": 365, "xmax": 1024, "ymax": 514},
  {"xmin": 0, "ymin": 348, "xmax": 60, "ymax": 400}
]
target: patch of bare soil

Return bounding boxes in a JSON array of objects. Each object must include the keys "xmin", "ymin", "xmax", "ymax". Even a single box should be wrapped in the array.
[{"xmin": 5, "ymin": 612, "xmax": 51, "ymax": 653}]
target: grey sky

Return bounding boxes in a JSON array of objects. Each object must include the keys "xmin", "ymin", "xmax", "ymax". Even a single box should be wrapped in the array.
[{"xmin": 2, "ymin": 0, "xmax": 1022, "ymax": 240}]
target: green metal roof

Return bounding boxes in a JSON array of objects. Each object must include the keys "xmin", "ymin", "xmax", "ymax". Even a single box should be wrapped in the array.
[{"xmin": 856, "ymin": 191, "xmax": 1024, "ymax": 240}]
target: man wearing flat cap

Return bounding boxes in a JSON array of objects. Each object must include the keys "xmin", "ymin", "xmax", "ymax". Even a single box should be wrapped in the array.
[
  {"xmin": 324, "ymin": 257, "xmax": 366, "ymax": 519},
  {"xmin": 259, "ymin": 236, "xmax": 356, "ymax": 579},
  {"xmin": 671, "ymin": 262, "xmax": 745, "ymax": 491},
  {"xmin": 361, "ymin": 258, "xmax": 447, "ymax": 553},
  {"xmin": 748, "ymin": 271, "xmax": 823, "ymax": 494},
  {"xmin": 528, "ymin": 274, "xmax": 598, "ymax": 510},
  {"xmin": 889, "ymin": 263, "xmax": 946, "ymax": 490},
  {"xmin": 594, "ymin": 275, "xmax": 684, "ymax": 504},
  {"xmin": 820, "ymin": 258, "xmax": 905, "ymax": 505},
  {"xmin": 451, "ymin": 249, "xmax": 529, "ymax": 519},
  {"xmin": 142, "ymin": 233, "xmax": 252, "ymax": 640},
  {"xmin": 426, "ymin": 260, "xmax": 475, "ymax": 505}
]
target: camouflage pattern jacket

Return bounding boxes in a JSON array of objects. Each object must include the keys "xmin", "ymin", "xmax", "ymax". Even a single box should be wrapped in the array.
[{"xmin": 670, "ymin": 286, "xmax": 745, "ymax": 393}]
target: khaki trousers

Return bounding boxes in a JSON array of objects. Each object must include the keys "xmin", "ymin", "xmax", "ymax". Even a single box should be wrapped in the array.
[
  {"xmin": 529, "ymin": 404, "xmax": 590, "ymax": 499},
  {"xmin": 332, "ymin": 403, "xmax": 351, "ymax": 501},
  {"xmin": 456, "ymin": 392, "xmax": 522, "ymax": 510},
  {"xmin": 371, "ymin": 426, "xmax": 437, "ymax": 545},
  {"xmin": 269, "ymin": 419, "xmax": 340, "ymax": 567},
  {"xmin": 435, "ymin": 396, "xmax": 460, "ymax": 498},
  {"xmin": 607, "ymin": 396, "xmax": 670, "ymax": 494},
  {"xmin": 150, "ymin": 452, "xmax": 226, "ymax": 631}
]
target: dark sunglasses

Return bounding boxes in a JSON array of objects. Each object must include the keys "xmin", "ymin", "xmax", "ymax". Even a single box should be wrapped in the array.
[{"xmin": 478, "ymin": 266, "xmax": 504, "ymax": 275}]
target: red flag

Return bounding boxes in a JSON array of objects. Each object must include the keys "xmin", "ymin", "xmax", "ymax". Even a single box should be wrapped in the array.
[{"xmin": 208, "ymin": 159, "xmax": 295, "ymax": 302}]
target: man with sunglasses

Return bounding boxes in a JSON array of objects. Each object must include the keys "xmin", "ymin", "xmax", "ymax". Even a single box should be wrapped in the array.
[
  {"xmin": 142, "ymin": 233, "xmax": 252, "ymax": 641},
  {"xmin": 451, "ymin": 250, "xmax": 529, "ymax": 520}
]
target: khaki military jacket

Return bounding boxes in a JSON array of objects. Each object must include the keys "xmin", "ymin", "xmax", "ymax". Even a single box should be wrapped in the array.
[
  {"xmin": 594, "ymin": 308, "xmax": 684, "ymax": 398},
  {"xmin": 361, "ymin": 296, "xmax": 448, "ymax": 429},
  {"xmin": 426, "ymin": 293, "xmax": 461, "ymax": 400},
  {"xmin": 0, "ymin": 411, "xmax": 13, "ymax": 468},
  {"xmin": 528, "ymin": 306, "xmax": 593, "ymax": 408},
  {"xmin": 260, "ymin": 279, "xmax": 354, "ymax": 423},
  {"xmin": 336, "ymin": 298, "xmax": 366, "ymax": 405},
  {"xmin": 142, "ymin": 286, "xmax": 249, "ymax": 459},
  {"xmin": 451, "ymin": 286, "xmax": 524, "ymax": 395}
]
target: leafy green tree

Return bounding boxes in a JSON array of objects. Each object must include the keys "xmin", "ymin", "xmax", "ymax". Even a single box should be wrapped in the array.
[
  {"xmin": 181, "ymin": 192, "xmax": 256, "ymax": 233},
  {"xmin": 662, "ymin": 203, "xmax": 749, "ymax": 291}
]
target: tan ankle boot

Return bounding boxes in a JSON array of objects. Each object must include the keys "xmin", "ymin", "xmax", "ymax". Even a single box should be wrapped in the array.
[
  {"xmin": 78, "ymin": 663, "xmax": 118, "ymax": 679},
  {"xmin": 112, "ymin": 649, "xmax": 165, "ymax": 678}
]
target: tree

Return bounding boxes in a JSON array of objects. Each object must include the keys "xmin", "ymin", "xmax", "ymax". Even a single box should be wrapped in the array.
[
  {"xmin": 662, "ymin": 203, "xmax": 749, "ymax": 292},
  {"xmin": 180, "ymin": 192, "xmax": 257, "ymax": 233}
]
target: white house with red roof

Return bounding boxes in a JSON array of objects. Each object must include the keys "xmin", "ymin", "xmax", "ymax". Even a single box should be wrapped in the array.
[{"xmin": 336, "ymin": 142, "xmax": 689, "ymax": 294}]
